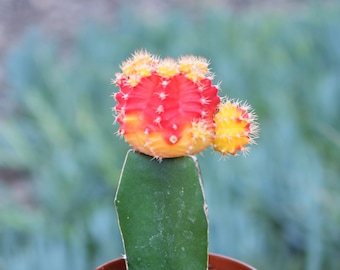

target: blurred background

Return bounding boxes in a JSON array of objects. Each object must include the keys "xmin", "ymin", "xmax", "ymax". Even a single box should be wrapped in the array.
[{"xmin": 1, "ymin": 0, "xmax": 340, "ymax": 269}]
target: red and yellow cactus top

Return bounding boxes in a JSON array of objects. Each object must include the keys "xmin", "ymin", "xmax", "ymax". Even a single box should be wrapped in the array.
[{"xmin": 113, "ymin": 50, "xmax": 258, "ymax": 158}]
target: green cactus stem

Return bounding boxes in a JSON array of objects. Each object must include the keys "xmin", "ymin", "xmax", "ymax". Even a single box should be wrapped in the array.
[{"xmin": 115, "ymin": 150, "xmax": 208, "ymax": 270}]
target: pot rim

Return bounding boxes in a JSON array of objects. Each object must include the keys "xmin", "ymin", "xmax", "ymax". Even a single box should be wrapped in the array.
[
  {"xmin": 96, "ymin": 252, "xmax": 256, "ymax": 270},
  {"xmin": 209, "ymin": 253, "xmax": 256, "ymax": 269}
]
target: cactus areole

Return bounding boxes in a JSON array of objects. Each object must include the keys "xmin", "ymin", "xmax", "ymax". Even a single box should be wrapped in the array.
[{"xmin": 113, "ymin": 50, "xmax": 259, "ymax": 158}]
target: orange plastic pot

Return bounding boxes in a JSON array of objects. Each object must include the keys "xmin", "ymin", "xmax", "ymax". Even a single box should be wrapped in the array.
[{"xmin": 96, "ymin": 253, "xmax": 256, "ymax": 270}]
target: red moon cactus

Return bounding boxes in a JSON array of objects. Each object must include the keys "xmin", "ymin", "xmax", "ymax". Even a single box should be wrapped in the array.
[{"xmin": 113, "ymin": 50, "xmax": 220, "ymax": 158}]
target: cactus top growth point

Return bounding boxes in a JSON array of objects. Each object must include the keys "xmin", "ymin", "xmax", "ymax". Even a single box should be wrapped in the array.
[{"xmin": 113, "ymin": 50, "xmax": 258, "ymax": 158}]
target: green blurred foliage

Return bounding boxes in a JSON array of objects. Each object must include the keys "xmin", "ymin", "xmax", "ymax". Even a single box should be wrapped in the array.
[{"xmin": 1, "ymin": 3, "xmax": 340, "ymax": 270}]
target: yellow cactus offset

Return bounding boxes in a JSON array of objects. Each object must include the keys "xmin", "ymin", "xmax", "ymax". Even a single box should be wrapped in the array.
[{"xmin": 213, "ymin": 98, "xmax": 259, "ymax": 156}]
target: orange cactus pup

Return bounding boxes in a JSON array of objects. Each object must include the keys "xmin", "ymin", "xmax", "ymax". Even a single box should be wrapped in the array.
[
  {"xmin": 213, "ymin": 98, "xmax": 259, "ymax": 156},
  {"xmin": 113, "ymin": 50, "xmax": 220, "ymax": 158}
]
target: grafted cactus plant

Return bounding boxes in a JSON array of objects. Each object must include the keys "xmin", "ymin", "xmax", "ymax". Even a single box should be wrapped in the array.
[{"xmin": 111, "ymin": 50, "xmax": 258, "ymax": 270}]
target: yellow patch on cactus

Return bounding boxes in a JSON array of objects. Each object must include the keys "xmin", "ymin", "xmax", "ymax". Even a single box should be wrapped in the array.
[
  {"xmin": 121, "ymin": 60, "xmax": 135, "ymax": 77},
  {"xmin": 122, "ymin": 122, "xmax": 214, "ymax": 159},
  {"xmin": 191, "ymin": 120, "xmax": 213, "ymax": 144},
  {"xmin": 156, "ymin": 58, "xmax": 179, "ymax": 78},
  {"xmin": 134, "ymin": 63, "xmax": 153, "ymax": 78},
  {"xmin": 120, "ymin": 50, "xmax": 155, "ymax": 85},
  {"xmin": 126, "ymin": 74, "xmax": 141, "ymax": 87},
  {"xmin": 178, "ymin": 56, "xmax": 211, "ymax": 82},
  {"xmin": 131, "ymin": 50, "xmax": 153, "ymax": 64}
]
